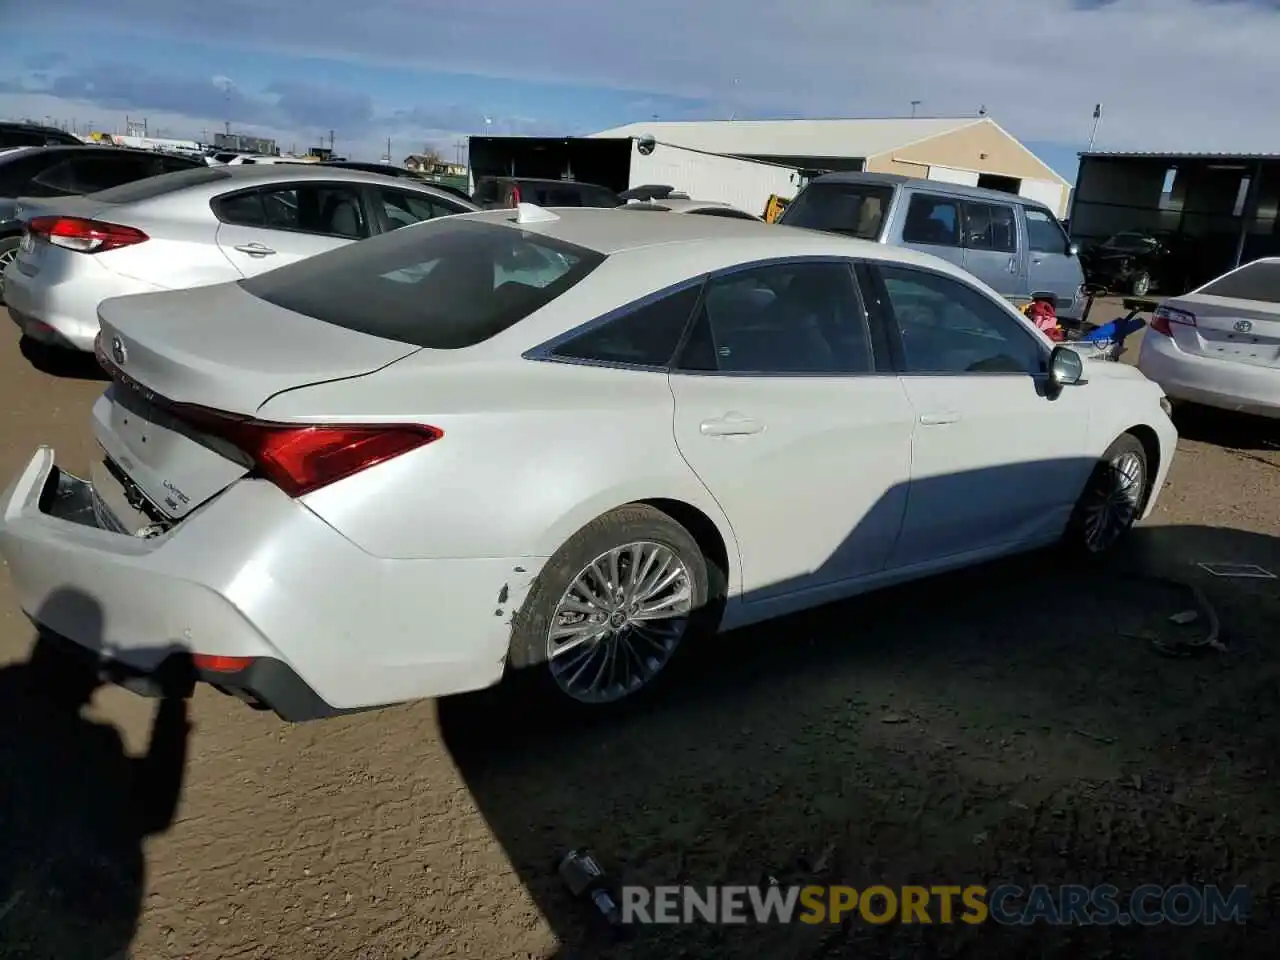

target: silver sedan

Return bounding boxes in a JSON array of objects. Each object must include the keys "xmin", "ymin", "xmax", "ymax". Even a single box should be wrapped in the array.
[{"xmin": 3, "ymin": 164, "xmax": 477, "ymax": 353}]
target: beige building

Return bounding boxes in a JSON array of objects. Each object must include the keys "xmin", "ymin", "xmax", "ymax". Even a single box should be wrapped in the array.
[{"xmin": 591, "ymin": 116, "xmax": 1071, "ymax": 217}]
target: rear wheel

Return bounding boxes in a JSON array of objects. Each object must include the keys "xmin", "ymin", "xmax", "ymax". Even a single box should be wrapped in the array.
[
  {"xmin": 0, "ymin": 235, "xmax": 20, "ymax": 304},
  {"xmin": 1065, "ymin": 433, "xmax": 1149, "ymax": 555},
  {"xmin": 508, "ymin": 505, "xmax": 713, "ymax": 707}
]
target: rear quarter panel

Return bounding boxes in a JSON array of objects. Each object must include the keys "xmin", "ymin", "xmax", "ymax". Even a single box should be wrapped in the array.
[
  {"xmin": 261, "ymin": 357, "xmax": 741, "ymax": 580},
  {"xmin": 94, "ymin": 200, "xmax": 240, "ymax": 289}
]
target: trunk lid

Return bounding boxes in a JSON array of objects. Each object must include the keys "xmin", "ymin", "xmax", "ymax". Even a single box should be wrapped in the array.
[
  {"xmin": 93, "ymin": 281, "xmax": 423, "ymax": 521},
  {"xmin": 1165, "ymin": 294, "xmax": 1280, "ymax": 368},
  {"xmin": 12, "ymin": 194, "xmax": 109, "ymax": 224}
]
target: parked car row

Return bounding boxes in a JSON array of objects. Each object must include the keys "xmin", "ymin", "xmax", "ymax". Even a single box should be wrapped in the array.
[{"xmin": 0, "ymin": 148, "xmax": 1183, "ymax": 723}]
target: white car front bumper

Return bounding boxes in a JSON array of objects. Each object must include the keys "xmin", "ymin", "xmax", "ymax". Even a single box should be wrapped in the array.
[{"xmin": 0, "ymin": 448, "xmax": 532, "ymax": 719}]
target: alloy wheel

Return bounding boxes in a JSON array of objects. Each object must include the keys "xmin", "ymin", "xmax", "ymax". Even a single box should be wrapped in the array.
[
  {"xmin": 546, "ymin": 541, "xmax": 693, "ymax": 704},
  {"xmin": 0, "ymin": 245, "xmax": 17, "ymax": 302},
  {"xmin": 1081, "ymin": 452, "xmax": 1145, "ymax": 552}
]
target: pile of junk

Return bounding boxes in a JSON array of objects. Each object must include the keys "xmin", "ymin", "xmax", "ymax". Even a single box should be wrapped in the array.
[{"xmin": 1021, "ymin": 287, "xmax": 1152, "ymax": 361}]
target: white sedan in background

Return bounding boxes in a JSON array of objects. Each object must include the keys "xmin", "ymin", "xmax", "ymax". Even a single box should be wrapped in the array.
[
  {"xmin": 1138, "ymin": 256, "xmax": 1280, "ymax": 418},
  {"xmin": 0, "ymin": 206, "xmax": 1177, "ymax": 721},
  {"xmin": 3, "ymin": 164, "xmax": 476, "ymax": 354}
]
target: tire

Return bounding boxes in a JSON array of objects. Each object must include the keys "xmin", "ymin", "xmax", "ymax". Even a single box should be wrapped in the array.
[
  {"xmin": 0, "ymin": 235, "xmax": 20, "ymax": 305},
  {"xmin": 1064, "ymin": 433, "xmax": 1149, "ymax": 556},
  {"xmin": 507, "ymin": 504, "xmax": 716, "ymax": 709},
  {"xmin": 1130, "ymin": 272, "xmax": 1151, "ymax": 298}
]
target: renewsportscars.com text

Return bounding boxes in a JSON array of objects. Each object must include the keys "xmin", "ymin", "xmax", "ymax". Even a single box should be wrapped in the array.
[{"xmin": 620, "ymin": 883, "xmax": 1251, "ymax": 926}]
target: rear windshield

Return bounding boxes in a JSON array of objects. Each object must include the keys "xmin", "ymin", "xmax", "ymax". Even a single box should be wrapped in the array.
[
  {"xmin": 778, "ymin": 181, "xmax": 895, "ymax": 239},
  {"xmin": 1198, "ymin": 260, "xmax": 1280, "ymax": 303},
  {"xmin": 240, "ymin": 217, "xmax": 607, "ymax": 349},
  {"xmin": 91, "ymin": 165, "xmax": 231, "ymax": 202}
]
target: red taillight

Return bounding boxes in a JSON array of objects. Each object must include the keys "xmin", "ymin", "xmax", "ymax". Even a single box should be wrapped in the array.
[
  {"xmin": 1150, "ymin": 305, "xmax": 1196, "ymax": 337},
  {"xmin": 507, "ymin": 185, "xmax": 522, "ymax": 208},
  {"xmin": 27, "ymin": 215, "xmax": 149, "ymax": 253},
  {"xmin": 172, "ymin": 403, "xmax": 442, "ymax": 497},
  {"xmin": 193, "ymin": 654, "xmax": 256, "ymax": 674}
]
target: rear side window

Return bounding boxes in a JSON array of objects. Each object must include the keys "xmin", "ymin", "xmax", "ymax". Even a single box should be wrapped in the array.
[
  {"xmin": 551, "ymin": 284, "xmax": 702, "ymax": 367},
  {"xmin": 92, "ymin": 166, "xmax": 231, "ymax": 202},
  {"xmin": 962, "ymin": 201, "xmax": 1017, "ymax": 252},
  {"xmin": 1025, "ymin": 208, "xmax": 1069, "ymax": 254},
  {"xmin": 1198, "ymin": 260, "xmax": 1280, "ymax": 303},
  {"xmin": 240, "ymin": 218, "xmax": 606, "ymax": 349},
  {"xmin": 902, "ymin": 194, "xmax": 961, "ymax": 246},
  {"xmin": 778, "ymin": 182, "xmax": 894, "ymax": 239}
]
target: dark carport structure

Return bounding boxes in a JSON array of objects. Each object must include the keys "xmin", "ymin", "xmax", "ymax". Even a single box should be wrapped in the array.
[{"xmin": 1068, "ymin": 151, "xmax": 1280, "ymax": 291}]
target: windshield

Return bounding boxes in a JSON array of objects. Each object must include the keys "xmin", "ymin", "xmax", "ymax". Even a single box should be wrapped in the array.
[
  {"xmin": 1103, "ymin": 233, "xmax": 1157, "ymax": 251},
  {"xmin": 777, "ymin": 182, "xmax": 894, "ymax": 240},
  {"xmin": 240, "ymin": 217, "xmax": 606, "ymax": 349}
]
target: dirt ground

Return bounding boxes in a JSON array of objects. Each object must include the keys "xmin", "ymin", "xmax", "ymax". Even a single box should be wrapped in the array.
[{"xmin": 2, "ymin": 303, "xmax": 1279, "ymax": 959}]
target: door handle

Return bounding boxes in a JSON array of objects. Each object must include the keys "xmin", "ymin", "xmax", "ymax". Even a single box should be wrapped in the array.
[
  {"xmin": 700, "ymin": 415, "xmax": 764, "ymax": 437},
  {"xmin": 234, "ymin": 243, "xmax": 276, "ymax": 256},
  {"xmin": 1031, "ymin": 256, "xmax": 1044, "ymax": 264},
  {"xmin": 919, "ymin": 412, "xmax": 961, "ymax": 426}
]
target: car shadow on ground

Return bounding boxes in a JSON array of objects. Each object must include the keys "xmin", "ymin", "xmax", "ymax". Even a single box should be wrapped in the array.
[
  {"xmin": 0, "ymin": 588, "xmax": 194, "ymax": 960},
  {"xmin": 438, "ymin": 522, "xmax": 1280, "ymax": 959},
  {"xmin": 19, "ymin": 335, "xmax": 110, "ymax": 381},
  {"xmin": 1172, "ymin": 404, "xmax": 1280, "ymax": 454}
]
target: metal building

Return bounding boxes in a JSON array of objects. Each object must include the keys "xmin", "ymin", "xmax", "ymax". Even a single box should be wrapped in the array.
[
  {"xmin": 1069, "ymin": 151, "xmax": 1280, "ymax": 288},
  {"xmin": 590, "ymin": 116, "xmax": 1072, "ymax": 217}
]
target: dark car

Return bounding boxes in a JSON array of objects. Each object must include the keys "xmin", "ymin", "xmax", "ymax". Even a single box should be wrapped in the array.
[
  {"xmin": 1079, "ymin": 230, "xmax": 1191, "ymax": 297},
  {"xmin": 0, "ymin": 145, "xmax": 205, "ymax": 302},
  {"xmin": 472, "ymin": 176, "xmax": 620, "ymax": 210},
  {"xmin": 0, "ymin": 121, "xmax": 83, "ymax": 149}
]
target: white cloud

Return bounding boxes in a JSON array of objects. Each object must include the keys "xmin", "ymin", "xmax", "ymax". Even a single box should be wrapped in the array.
[{"xmin": 10, "ymin": 0, "xmax": 1280, "ymax": 154}]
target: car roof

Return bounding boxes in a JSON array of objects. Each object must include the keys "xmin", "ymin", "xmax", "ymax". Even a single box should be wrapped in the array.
[
  {"xmin": 448, "ymin": 205, "xmax": 968, "ymax": 267},
  {"xmin": 0, "ymin": 145, "xmax": 205, "ymax": 170},
  {"xmin": 808, "ymin": 170, "xmax": 1051, "ymax": 211},
  {"xmin": 203, "ymin": 163, "xmax": 459, "ymax": 187}
]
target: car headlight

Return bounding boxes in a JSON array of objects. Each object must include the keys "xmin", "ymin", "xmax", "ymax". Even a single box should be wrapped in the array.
[{"xmin": 1159, "ymin": 396, "xmax": 1173, "ymax": 418}]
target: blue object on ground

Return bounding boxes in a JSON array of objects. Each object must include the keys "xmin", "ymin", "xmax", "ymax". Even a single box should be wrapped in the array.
[{"xmin": 1085, "ymin": 316, "xmax": 1146, "ymax": 345}]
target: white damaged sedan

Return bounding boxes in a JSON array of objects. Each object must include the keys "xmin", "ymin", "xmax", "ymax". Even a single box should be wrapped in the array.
[{"xmin": 0, "ymin": 205, "xmax": 1177, "ymax": 720}]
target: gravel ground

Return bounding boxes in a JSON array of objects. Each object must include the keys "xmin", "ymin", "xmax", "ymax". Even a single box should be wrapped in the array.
[{"xmin": 1, "ymin": 307, "xmax": 1278, "ymax": 959}]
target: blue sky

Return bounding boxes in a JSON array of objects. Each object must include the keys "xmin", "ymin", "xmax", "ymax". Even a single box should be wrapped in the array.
[{"xmin": 5, "ymin": 0, "xmax": 1280, "ymax": 181}]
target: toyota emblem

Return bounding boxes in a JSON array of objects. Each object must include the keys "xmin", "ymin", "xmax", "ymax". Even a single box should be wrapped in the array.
[
  {"xmin": 110, "ymin": 336, "xmax": 127, "ymax": 365},
  {"xmin": 1234, "ymin": 320, "xmax": 1253, "ymax": 334}
]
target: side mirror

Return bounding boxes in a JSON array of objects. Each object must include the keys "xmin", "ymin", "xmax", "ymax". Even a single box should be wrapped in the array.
[
  {"xmin": 1048, "ymin": 344, "xmax": 1084, "ymax": 392},
  {"xmin": 1067, "ymin": 243, "xmax": 1080, "ymax": 257}
]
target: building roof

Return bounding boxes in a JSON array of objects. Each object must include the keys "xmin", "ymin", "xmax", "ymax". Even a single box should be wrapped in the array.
[{"xmin": 589, "ymin": 116, "xmax": 985, "ymax": 160}]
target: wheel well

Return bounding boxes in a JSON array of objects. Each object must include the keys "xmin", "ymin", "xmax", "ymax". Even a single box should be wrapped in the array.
[
  {"xmin": 637, "ymin": 498, "xmax": 730, "ymax": 584},
  {"xmin": 1123, "ymin": 424, "xmax": 1161, "ymax": 505}
]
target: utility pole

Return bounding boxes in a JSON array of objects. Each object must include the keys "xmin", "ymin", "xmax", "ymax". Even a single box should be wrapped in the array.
[
  {"xmin": 1087, "ymin": 103, "xmax": 1102, "ymax": 152},
  {"xmin": 454, "ymin": 139, "xmax": 466, "ymax": 165},
  {"xmin": 910, "ymin": 100, "xmax": 921, "ymax": 118},
  {"xmin": 384, "ymin": 136, "xmax": 391, "ymax": 163},
  {"xmin": 329, "ymin": 129, "xmax": 335, "ymax": 153}
]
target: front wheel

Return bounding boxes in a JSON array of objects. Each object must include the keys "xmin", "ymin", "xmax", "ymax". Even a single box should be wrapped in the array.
[
  {"xmin": 507, "ymin": 505, "xmax": 714, "ymax": 707},
  {"xmin": 1064, "ymin": 434, "xmax": 1149, "ymax": 555}
]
